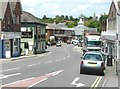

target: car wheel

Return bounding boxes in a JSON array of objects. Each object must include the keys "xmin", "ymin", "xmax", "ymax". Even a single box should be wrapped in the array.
[
  {"xmin": 101, "ymin": 71, "xmax": 105, "ymax": 76},
  {"xmin": 80, "ymin": 68, "xmax": 83, "ymax": 74}
]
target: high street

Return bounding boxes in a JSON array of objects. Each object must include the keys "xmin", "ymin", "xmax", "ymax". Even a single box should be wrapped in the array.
[{"xmin": 1, "ymin": 44, "xmax": 111, "ymax": 88}]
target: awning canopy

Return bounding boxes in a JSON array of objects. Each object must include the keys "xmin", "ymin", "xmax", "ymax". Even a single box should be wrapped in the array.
[{"xmin": 100, "ymin": 30, "xmax": 116, "ymax": 42}]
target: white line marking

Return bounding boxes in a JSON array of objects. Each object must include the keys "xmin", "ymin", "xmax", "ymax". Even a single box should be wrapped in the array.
[
  {"xmin": 2, "ymin": 77, "xmax": 35, "ymax": 87},
  {"xmin": 0, "ymin": 73, "xmax": 21, "ymax": 79},
  {"xmin": 62, "ymin": 57, "xmax": 66, "ymax": 60},
  {"xmin": 55, "ymin": 59, "xmax": 62, "ymax": 62},
  {"xmin": 44, "ymin": 61, "xmax": 53, "ymax": 64},
  {"xmin": 28, "ymin": 63, "xmax": 40, "ymax": 67},
  {"xmin": 94, "ymin": 77, "xmax": 102, "ymax": 87},
  {"xmin": 102, "ymin": 78, "xmax": 107, "ymax": 88},
  {"xmin": 91, "ymin": 76, "xmax": 100, "ymax": 87},
  {"xmin": 1, "ymin": 67, "xmax": 20, "ymax": 72},
  {"xmin": 46, "ymin": 70, "xmax": 64, "ymax": 76},
  {"xmin": 28, "ymin": 78, "xmax": 48, "ymax": 88},
  {"xmin": 71, "ymin": 77, "xmax": 85, "ymax": 87}
]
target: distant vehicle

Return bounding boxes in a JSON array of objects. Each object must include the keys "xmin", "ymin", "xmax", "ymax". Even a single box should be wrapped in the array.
[
  {"xmin": 82, "ymin": 35, "xmax": 102, "ymax": 54},
  {"xmin": 71, "ymin": 39, "xmax": 79, "ymax": 45},
  {"xmin": 80, "ymin": 51, "xmax": 105, "ymax": 75},
  {"xmin": 67, "ymin": 40, "xmax": 71, "ymax": 44},
  {"xmin": 56, "ymin": 41, "xmax": 62, "ymax": 47}
]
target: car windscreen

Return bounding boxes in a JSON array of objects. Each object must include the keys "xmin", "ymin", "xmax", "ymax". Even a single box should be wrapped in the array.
[
  {"xmin": 87, "ymin": 41, "xmax": 101, "ymax": 47},
  {"xmin": 83, "ymin": 54, "xmax": 102, "ymax": 61}
]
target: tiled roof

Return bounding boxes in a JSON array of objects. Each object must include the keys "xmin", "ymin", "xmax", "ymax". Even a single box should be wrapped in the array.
[
  {"xmin": 46, "ymin": 23, "xmax": 67, "ymax": 30},
  {"xmin": 21, "ymin": 11, "xmax": 46, "ymax": 25},
  {"xmin": 0, "ymin": 0, "xmax": 22, "ymax": 19},
  {"xmin": 46, "ymin": 23, "xmax": 61, "ymax": 29},
  {"xmin": 0, "ymin": 0, "xmax": 8, "ymax": 19},
  {"xmin": 85, "ymin": 30, "xmax": 100, "ymax": 35},
  {"xmin": 113, "ymin": 0, "xmax": 120, "ymax": 11}
]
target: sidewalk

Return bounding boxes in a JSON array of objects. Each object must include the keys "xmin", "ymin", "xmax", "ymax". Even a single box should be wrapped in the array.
[
  {"xmin": 0, "ymin": 50, "xmax": 51, "ymax": 63},
  {"xmin": 103, "ymin": 66, "xmax": 118, "ymax": 88}
]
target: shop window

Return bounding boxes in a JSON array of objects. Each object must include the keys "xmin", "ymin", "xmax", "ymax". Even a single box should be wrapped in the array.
[
  {"xmin": 13, "ymin": 39, "xmax": 19, "ymax": 53},
  {"xmin": 4, "ymin": 40, "xmax": 10, "ymax": 51}
]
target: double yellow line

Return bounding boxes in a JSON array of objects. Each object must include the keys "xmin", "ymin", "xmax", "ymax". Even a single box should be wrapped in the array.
[{"xmin": 90, "ymin": 76, "xmax": 102, "ymax": 89}]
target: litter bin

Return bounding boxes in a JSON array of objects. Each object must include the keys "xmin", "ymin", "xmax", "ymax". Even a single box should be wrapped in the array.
[
  {"xmin": 25, "ymin": 49, "xmax": 29, "ymax": 55},
  {"xmin": 5, "ymin": 51, "xmax": 11, "ymax": 59},
  {"xmin": 107, "ymin": 55, "xmax": 113, "ymax": 66}
]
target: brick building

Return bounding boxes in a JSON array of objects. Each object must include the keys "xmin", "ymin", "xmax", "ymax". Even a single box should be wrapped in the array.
[{"xmin": 0, "ymin": 0, "xmax": 22, "ymax": 58}]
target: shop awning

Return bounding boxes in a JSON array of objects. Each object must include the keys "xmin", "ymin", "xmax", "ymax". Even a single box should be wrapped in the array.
[{"xmin": 100, "ymin": 30, "xmax": 116, "ymax": 41}]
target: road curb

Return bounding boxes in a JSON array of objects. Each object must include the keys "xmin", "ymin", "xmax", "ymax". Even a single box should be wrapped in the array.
[
  {"xmin": 11, "ymin": 55, "xmax": 37, "ymax": 61},
  {"xmin": 1, "ymin": 51, "xmax": 51, "ymax": 63}
]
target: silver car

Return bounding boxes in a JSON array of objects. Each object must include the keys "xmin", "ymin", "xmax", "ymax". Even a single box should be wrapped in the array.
[
  {"xmin": 56, "ymin": 41, "xmax": 62, "ymax": 47},
  {"xmin": 80, "ymin": 51, "xmax": 105, "ymax": 75}
]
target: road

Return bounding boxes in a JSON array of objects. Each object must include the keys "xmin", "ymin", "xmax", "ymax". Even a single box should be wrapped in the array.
[{"xmin": 1, "ymin": 44, "xmax": 106, "ymax": 88}]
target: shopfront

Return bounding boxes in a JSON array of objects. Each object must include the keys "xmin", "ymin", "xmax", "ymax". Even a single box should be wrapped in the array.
[
  {"xmin": 101, "ymin": 32, "xmax": 116, "ymax": 66},
  {"xmin": 1, "ymin": 32, "xmax": 21, "ymax": 58}
]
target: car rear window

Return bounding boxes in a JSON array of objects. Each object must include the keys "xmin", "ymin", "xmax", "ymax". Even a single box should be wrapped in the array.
[{"xmin": 84, "ymin": 54, "xmax": 102, "ymax": 61}]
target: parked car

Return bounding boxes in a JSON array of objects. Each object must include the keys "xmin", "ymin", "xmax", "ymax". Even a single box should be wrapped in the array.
[
  {"xmin": 71, "ymin": 39, "xmax": 79, "ymax": 46},
  {"xmin": 56, "ymin": 41, "xmax": 62, "ymax": 47},
  {"xmin": 66, "ymin": 40, "xmax": 71, "ymax": 44},
  {"xmin": 80, "ymin": 51, "xmax": 105, "ymax": 75}
]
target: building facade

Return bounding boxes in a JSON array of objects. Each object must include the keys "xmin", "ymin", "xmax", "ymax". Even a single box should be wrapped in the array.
[
  {"xmin": 21, "ymin": 11, "xmax": 46, "ymax": 55},
  {"xmin": 74, "ymin": 19, "xmax": 88, "ymax": 41},
  {"xmin": 101, "ymin": 0, "xmax": 120, "ymax": 75},
  {"xmin": 0, "ymin": 0, "xmax": 22, "ymax": 58},
  {"xmin": 46, "ymin": 23, "xmax": 75, "ymax": 43}
]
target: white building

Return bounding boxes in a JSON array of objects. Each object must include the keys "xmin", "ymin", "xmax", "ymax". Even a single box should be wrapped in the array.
[
  {"xmin": 101, "ymin": 0, "xmax": 120, "ymax": 75},
  {"xmin": 74, "ymin": 19, "xmax": 88, "ymax": 40}
]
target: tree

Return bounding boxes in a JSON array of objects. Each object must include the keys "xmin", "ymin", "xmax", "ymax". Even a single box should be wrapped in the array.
[
  {"xmin": 65, "ymin": 15, "xmax": 69, "ymax": 20},
  {"xmin": 42, "ymin": 15, "xmax": 47, "ymax": 19},
  {"xmin": 99, "ymin": 13, "xmax": 108, "ymax": 32},
  {"xmin": 69, "ymin": 16, "xmax": 74, "ymax": 21}
]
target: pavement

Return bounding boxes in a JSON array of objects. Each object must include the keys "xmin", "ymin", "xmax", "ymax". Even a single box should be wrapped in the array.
[
  {"xmin": 0, "ymin": 50, "xmax": 51, "ymax": 63},
  {"xmin": 0, "ymin": 45, "xmax": 119, "ymax": 88},
  {"xmin": 103, "ymin": 65, "xmax": 118, "ymax": 88}
]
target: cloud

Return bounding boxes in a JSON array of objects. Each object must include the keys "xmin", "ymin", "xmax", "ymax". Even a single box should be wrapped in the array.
[
  {"xmin": 92, "ymin": 0, "xmax": 112, "ymax": 3},
  {"xmin": 21, "ymin": 0, "xmax": 112, "ymax": 18}
]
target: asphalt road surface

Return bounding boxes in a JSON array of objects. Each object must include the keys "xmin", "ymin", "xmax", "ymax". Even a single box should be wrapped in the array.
[{"xmin": 1, "ymin": 44, "xmax": 106, "ymax": 88}]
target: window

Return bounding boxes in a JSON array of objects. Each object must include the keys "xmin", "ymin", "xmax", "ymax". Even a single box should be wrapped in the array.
[
  {"xmin": 13, "ymin": 13, "xmax": 17, "ymax": 24},
  {"xmin": 84, "ymin": 54, "xmax": 102, "ymax": 61},
  {"xmin": 8, "ymin": 17, "xmax": 10, "ymax": 25},
  {"xmin": 16, "ymin": 15, "xmax": 20, "ymax": 25},
  {"xmin": 13, "ymin": 39, "xmax": 19, "ymax": 53},
  {"xmin": 87, "ymin": 41, "xmax": 101, "ymax": 47},
  {"xmin": 3, "ymin": 18, "xmax": 5, "ymax": 28},
  {"xmin": 24, "ymin": 42, "xmax": 29, "ymax": 49},
  {"xmin": 4, "ymin": 40, "xmax": 10, "ymax": 51}
]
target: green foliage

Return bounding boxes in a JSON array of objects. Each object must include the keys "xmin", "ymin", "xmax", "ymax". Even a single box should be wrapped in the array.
[
  {"xmin": 40, "ymin": 13, "xmax": 108, "ymax": 31},
  {"xmin": 66, "ymin": 21, "xmax": 77, "ymax": 28}
]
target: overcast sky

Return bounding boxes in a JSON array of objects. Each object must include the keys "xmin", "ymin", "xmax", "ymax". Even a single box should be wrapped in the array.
[{"xmin": 21, "ymin": 0, "xmax": 112, "ymax": 18}]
